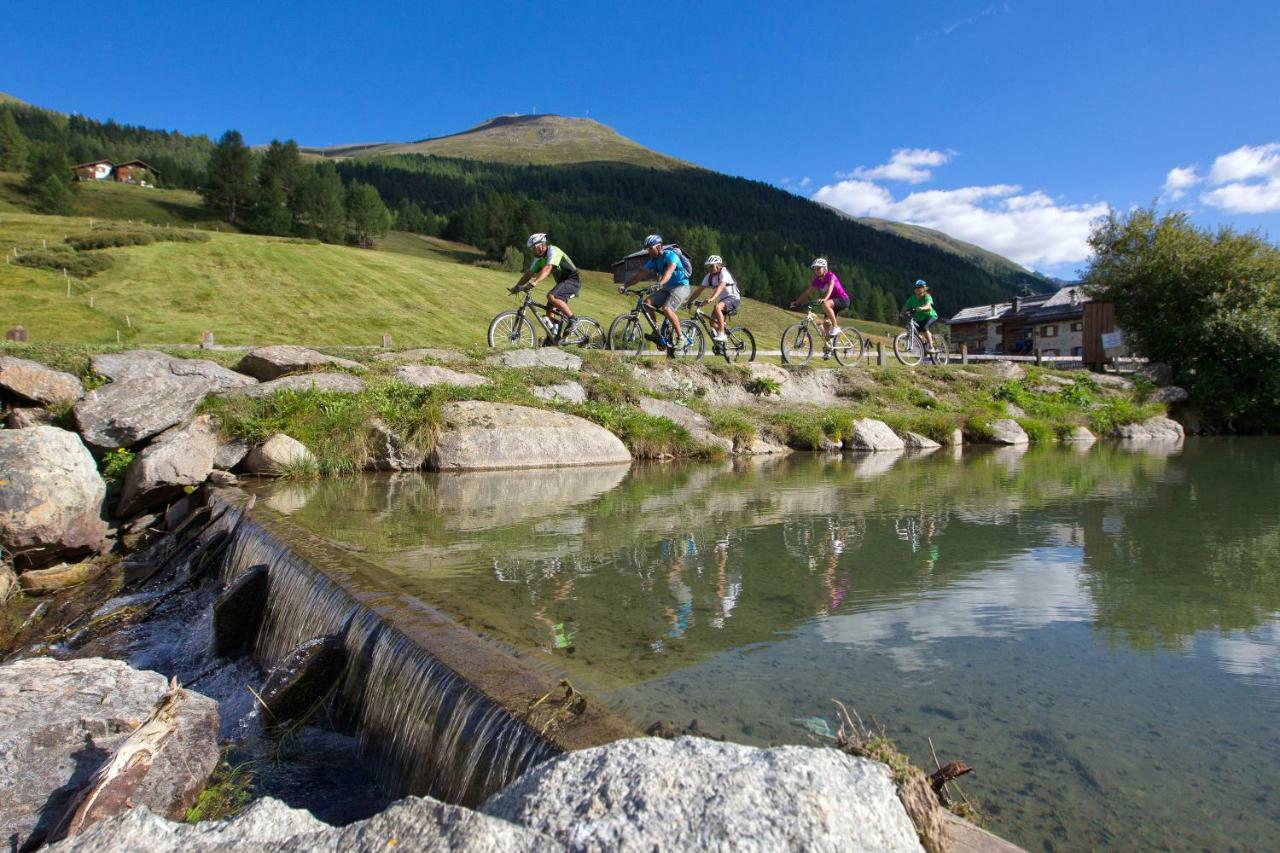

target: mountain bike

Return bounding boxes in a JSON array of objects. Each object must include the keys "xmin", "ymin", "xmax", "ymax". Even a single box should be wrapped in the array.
[
  {"xmin": 607, "ymin": 287, "xmax": 704, "ymax": 359},
  {"xmin": 487, "ymin": 284, "xmax": 605, "ymax": 350},
  {"xmin": 780, "ymin": 303, "xmax": 865, "ymax": 366},
  {"xmin": 893, "ymin": 314, "xmax": 950, "ymax": 366},
  {"xmin": 689, "ymin": 300, "xmax": 755, "ymax": 363}
]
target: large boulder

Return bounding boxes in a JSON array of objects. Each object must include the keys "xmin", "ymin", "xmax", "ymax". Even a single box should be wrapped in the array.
[
  {"xmin": 1113, "ymin": 416, "xmax": 1185, "ymax": 442},
  {"xmin": 903, "ymin": 431, "xmax": 941, "ymax": 450},
  {"xmin": 90, "ymin": 350, "xmax": 255, "ymax": 392},
  {"xmin": 46, "ymin": 795, "xmax": 552, "ymax": 853},
  {"xmin": 236, "ymin": 345, "xmax": 366, "ymax": 381},
  {"xmin": 0, "ymin": 657, "xmax": 219, "ymax": 850},
  {"xmin": 987, "ymin": 418, "xmax": 1030, "ymax": 445},
  {"xmin": 393, "ymin": 364, "xmax": 488, "ymax": 389},
  {"xmin": 482, "ymin": 736, "xmax": 922, "ymax": 852},
  {"xmin": 430, "ymin": 401, "xmax": 630, "ymax": 471},
  {"xmin": 240, "ymin": 372, "xmax": 365, "ymax": 398},
  {"xmin": 0, "ymin": 426, "xmax": 108, "ymax": 568},
  {"xmin": 637, "ymin": 397, "xmax": 733, "ymax": 454},
  {"xmin": 846, "ymin": 419, "xmax": 906, "ymax": 452},
  {"xmin": 244, "ymin": 434, "xmax": 314, "ymax": 474},
  {"xmin": 0, "ymin": 355, "xmax": 84, "ymax": 405},
  {"xmin": 1153, "ymin": 385, "xmax": 1189, "ymax": 404},
  {"xmin": 74, "ymin": 376, "xmax": 214, "ymax": 450},
  {"xmin": 117, "ymin": 415, "xmax": 220, "ymax": 514},
  {"xmin": 485, "ymin": 348, "xmax": 582, "ymax": 370},
  {"xmin": 531, "ymin": 381, "xmax": 588, "ymax": 404},
  {"xmin": 1065, "ymin": 425, "xmax": 1097, "ymax": 443}
]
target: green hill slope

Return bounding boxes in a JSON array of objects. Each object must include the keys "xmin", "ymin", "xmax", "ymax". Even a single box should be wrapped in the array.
[{"xmin": 305, "ymin": 115, "xmax": 686, "ymax": 169}]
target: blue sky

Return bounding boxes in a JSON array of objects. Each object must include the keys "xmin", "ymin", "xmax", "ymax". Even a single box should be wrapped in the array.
[{"xmin": 6, "ymin": 0, "xmax": 1279, "ymax": 276}]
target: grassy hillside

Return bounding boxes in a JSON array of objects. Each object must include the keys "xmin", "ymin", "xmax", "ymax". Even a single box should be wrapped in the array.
[
  {"xmin": 0, "ymin": 211, "xmax": 837, "ymax": 348},
  {"xmin": 0, "ymin": 92, "xmax": 29, "ymax": 107},
  {"xmin": 0, "ymin": 172, "xmax": 229, "ymax": 226},
  {"xmin": 306, "ymin": 115, "xmax": 686, "ymax": 169}
]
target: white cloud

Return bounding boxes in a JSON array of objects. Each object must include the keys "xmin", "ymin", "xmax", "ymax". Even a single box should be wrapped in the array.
[
  {"xmin": 798, "ymin": 176, "xmax": 811, "ymax": 188},
  {"xmin": 1161, "ymin": 165, "xmax": 1200, "ymax": 201},
  {"xmin": 1198, "ymin": 143, "xmax": 1280, "ymax": 214},
  {"xmin": 813, "ymin": 178, "xmax": 1108, "ymax": 269},
  {"xmin": 1207, "ymin": 143, "xmax": 1280, "ymax": 184},
  {"xmin": 849, "ymin": 148, "xmax": 952, "ymax": 184}
]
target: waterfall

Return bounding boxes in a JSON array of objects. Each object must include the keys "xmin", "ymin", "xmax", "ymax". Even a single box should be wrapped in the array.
[{"xmin": 216, "ymin": 508, "xmax": 560, "ymax": 806}]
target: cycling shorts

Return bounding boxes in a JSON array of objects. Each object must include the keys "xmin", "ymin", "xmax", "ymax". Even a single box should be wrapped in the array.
[
  {"xmin": 716, "ymin": 296, "xmax": 740, "ymax": 317},
  {"xmin": 548, "ymin": 276, "xmax": 581, "ymax": 301},
  {"xmin": 650, "ymin": 284, "xmax": 690, "ymax": 311}
]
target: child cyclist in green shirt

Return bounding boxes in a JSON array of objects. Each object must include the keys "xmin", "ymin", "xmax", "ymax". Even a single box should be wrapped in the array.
[{"xmin": 902, "ymin": 279, "xmax": 940, "ymax": 352}]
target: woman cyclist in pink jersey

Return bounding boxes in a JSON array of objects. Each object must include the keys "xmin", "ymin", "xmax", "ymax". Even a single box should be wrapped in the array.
[{"xmin": 790, "ymin": 258, "xmax": 849, "ymax": 340}]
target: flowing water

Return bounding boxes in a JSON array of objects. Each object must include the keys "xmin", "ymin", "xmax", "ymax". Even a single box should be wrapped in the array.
[{"xmin": 246, "ymin": 440, "xmax": 1280, "ymax": 850}]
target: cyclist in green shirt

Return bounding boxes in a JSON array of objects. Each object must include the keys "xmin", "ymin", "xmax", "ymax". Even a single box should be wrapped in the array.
[
  {"xmin": 902, "ymin": 279, "xmax": 940, "ymax": 352},
  {"xmin": 512, "ymin": 232, "xmax": 581, "ymax": 342}
]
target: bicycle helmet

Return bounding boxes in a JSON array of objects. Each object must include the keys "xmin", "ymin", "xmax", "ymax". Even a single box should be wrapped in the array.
[
  {"xmin": 705, "ymin": 255, "xmax": 723, "ymax": 266},
  {"xmin": 643, "ymin": 234, "xmax": 663, "ymax": 248},
  {"xmin": 914, "ymin": 279, "xmax": 928, "ymax": 289},
  {"xmin": 526, "ymin": 233, "xmax": 548, "ymax": 248},
  {"xmin": 810, "ymin": 258, "xmax": 828, "ymax": 269}
]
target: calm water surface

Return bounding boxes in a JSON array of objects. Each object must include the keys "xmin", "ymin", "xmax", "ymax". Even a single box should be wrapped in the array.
[{"xmin": 249, "ymin": 440, "xmax": 1280, "ymax": 851}]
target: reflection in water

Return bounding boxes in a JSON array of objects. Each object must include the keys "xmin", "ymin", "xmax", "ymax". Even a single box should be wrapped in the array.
[{"xmin": 248, "ymin": 440, "xmax": 1280, "ymax": 851}]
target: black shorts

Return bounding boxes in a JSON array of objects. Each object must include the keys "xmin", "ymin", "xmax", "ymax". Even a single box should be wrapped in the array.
[
  {"xmin": 548, "ymin": 276, "xmax": 581, "ymax": 301},
  {"xmin": 828, "ymin": 296, "xmax": 850, "ymax": 312},
  {"xmin": 716, "ymin": 297, "xmax": 740, "ymax": 317},
  {"xmin": 914, "ymin": 315, "xmax": 938, "ymax": 331}
]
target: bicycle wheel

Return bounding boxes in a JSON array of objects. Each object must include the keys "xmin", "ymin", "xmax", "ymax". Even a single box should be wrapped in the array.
[
  {"xmin": 930, "ymin": 344, "xmax": 951, "ymax": 366},
  {"xmin": 832, "ymin": 327, "xmax": 866, "ymax": 366},
  {"xmin": 662, "ymin": 319, "xmax": 704, "ymax": 360},
  {"xmin": 607, "ymin": 313, "xmax": 636, "ymax": 351},
  {"xmin": 616, "ymin": 316, "xmax": 646, "ymax": 356},
  {"xmin": 893, "ymin": 331, "xmax": 924, "ymax": 366},
  {"xmin": 488, "ymin": 311, "xmax": 536, "ymax": 349},
  {"xmin": 781, "ymin": 324, "xmax": 813, "ymax": 365},
  {"xmin": 723, "ymin": 327, "xmax": 756, "ymax": 363},
  {"xmin": 562, "ymin": 317, "xmax": 606, "ymax": 349}
]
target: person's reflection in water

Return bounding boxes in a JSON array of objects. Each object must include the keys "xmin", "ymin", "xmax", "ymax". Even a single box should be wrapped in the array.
[
  {"xmin": 532, "ymin": 558, "xmax": 577, "ymax": 654},
  {"xmin": 711, "ymin": 533, "xmax": 743, "ymax": 629},
  {"xmin": 663, "ymin": 539, "xmax": 695, "ymax": 641},
  {"xmin": 821, "ymin": 522, "xmax": 852, "ymax": 615}
]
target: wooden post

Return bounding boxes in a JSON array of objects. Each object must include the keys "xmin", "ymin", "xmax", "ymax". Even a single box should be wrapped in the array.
[
  {"xmin": 89, "ymin": 296, "xmax": 94, "ymax": 308},
  {"xmin": 876, "ymin": 342, "xmax": 885, "ymax": 366},
  {"xmin": 381, "ymin": 334, "xmax": 392, "ymax": 348},
  {"xmin": 116, "ymin": 330, "xmax": 121, "ymax": 344},
  {"xmin": 1035, "ymin": 349, "xmax": 1043, "ymax": 366},
  {"xmin": 200, "ymin": 331, "xmax": 215, "ymax": 349},
  {"xmin": 125, "ymin": 315, "xmax": 132, "ymax": 329},
  {"xmin": 960, "ymin": 342, "xmax": 969, "ymax": 365}
]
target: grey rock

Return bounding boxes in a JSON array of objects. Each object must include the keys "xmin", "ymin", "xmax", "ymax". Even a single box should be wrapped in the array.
[
  {"xmin": 236, "ymin": 345, "xmax": 366, "ymax": 381},
  {"xmin": 485, "ymin": 348, "xmax": 582, "ymax": 370},
  {"xmin": 7, "ymin": 406, "xmax": 56, "ymax": 429},
  {"xmin": 75, "ymin": 375, "xmax": 214, "ymax": 450},
  {"xmin": 847, "ymin": 418, "xmax": 906, "ymax": 452},
  {"xmin": 988, "ymin": 361, "xmax": 1026, "ymax": 381},
  {"xmin": 366, "ymin": 418, "xmax": 426, "ymax": 471},
  {"xmin": 0, "ymin": 426, "xmax": 108, "ymax": 568},
  {"xmin": 1154, "ymin": 385, "xmax": 1189, "ymax": 404},
  {"xmin": 1065, "ymin": 425, "xmax": 1097, "ymax": 443},
  {"xmin": 745, "ymin": 435, "xmax": 791, "ymax": 455},
  {"xmin": 482, "ymin": 736, "xmax": 922, "ymax": 852},
  {"xmin": 258, "ymin": 636, "xmax": 346, "ymax": 726},
  {"xmin": 0, "ymin": 657, "xmax": 219, "ymax": 850},
  {"xmin": 118, "ymin": 415, "xmax": 220, "ymax": 515},
  {"xmin": 393, "ymin": 364, "xmax": 488, "ymax": 389},
  {"xmin": 1138, "ymin": 362, "xmax": 1174, "ymax": 386},
  {"xmin": 206, "ymin": 469, "xmax": 239, "ymax": 487},
  {"xmin": 0, "ymin": 355, "xmax": 84, "ymax": 405},
  {"xmin": 91, "ymin": 350, "xmax": 256, "ymax": 392},
  {"xmin": 635, "ymin": 397, "xmax": 733, "ymax": 453},
  {"xmin": 1004, "ymin": 402, "xmax": 1027, "ymax": 419},
  {"xmin": 1113, "ymin": 416, "xmax": 1185, "ymax": 442},
  {"xmin": 375, "ymin": 347, "xmax": 468, "ymax": 364},
  {"xmin": 244, "ymin": 434, "xmax": 314, "ymax": 474},
  {"xmin": 988, "ymin": 418, "xmax": 1030, "ymax": 445},
  {"xmin": 949, "ymin": 428, "xmax": 964, "ymax": 446},
  {"xmin": 531, "ymin": 381, "xmax": 588, "ymax": 404},
  {"xmin": 213, "ymin": 565, "xmax": 269, "ymax": 657},
  {"xmin": 240, "ymin": 372, "xmax": 365, "ymax": 398},
  {"xmin": 430, "ymin": 401, "xmax": 630, "ymax": 471},
  {"xmin": 1092, "ymin": 372, "xmax": 1136, "ymax": 390},
  {"xmin": 214, "ymin": 436, "xmax": 251, "ymax": 470},
  {"xmin": 903, "ymin": 431, "xmax": 942, "ymax": 450}
]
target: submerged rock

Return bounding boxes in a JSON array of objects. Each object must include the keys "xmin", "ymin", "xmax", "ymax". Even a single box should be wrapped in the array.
[
  {"xmin": 258, "ymin": 635, "xmax": 347, "ymax": 726},
  {"xmin": 236, "ymin": 345, "xmax": 366, "ymax": 381},
  {"xmin": 847, "ymin": 418, "xmax": 906, "ymax": 452},
  {"xmin": 482, "ymin": 736, "xmax": 923, "ymax": 852},
  {"xmin": 0, "ymin": 426, "xmax": 108, "ymax": 568},
  {"xmin": 430, "ymin": 401, "xmax": 630, "ymax": 471},
  {"xmin": 0, "ymin": 657, "xmax": 219, "ymax": 850},
  {"xmin": 0, "ymin": 355, "xmax": 84, "ymax": 405}
]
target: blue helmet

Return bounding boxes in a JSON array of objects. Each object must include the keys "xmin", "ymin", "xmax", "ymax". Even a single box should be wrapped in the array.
[
  {"xmin": 914, "ymin": 279, "xmax": 928, "ymax": 289},
  {"xmin": 643, "ymin": 234, "xmax": 663, "ymax": 248}
]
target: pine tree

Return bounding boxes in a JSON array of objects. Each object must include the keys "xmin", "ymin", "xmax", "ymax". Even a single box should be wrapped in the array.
[
  {"xmin": 0, "ymin": 109, "xmax": 30, "ymax": 172},
  {"xmin": 202, "ymin": 130, "xmax": 256, "ymax": 225},
  {"xmin": 298, "ymin": 162, "xmax": 347, "ymax": 243},
  {"xmin": 258, "ymin": 139, "xmax": 304, "ymax": 229},
  {"xmin": 345, "ymin": 181, "xmax": 392, "ymax": 248},
  {"xmin": 249, "ymin": 179, "xmax": 292, "ymax": 235},
  {"xmin": 23, "ymin": 143, "xmax": 77, "ymax": 214}
]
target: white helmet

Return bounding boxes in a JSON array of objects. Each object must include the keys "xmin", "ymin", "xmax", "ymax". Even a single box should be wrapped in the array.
[
  {"xmin": 526, "ymin": 233, "xmax": 548, "ymax": 248},
  {"xmin": 810, "ymin": 257, "xmax": 829, "ymax": 269},
  {"xmin": 705, "ymin": 255, "xmax": 723, "ymax": 266},
  {"xmin": 643, "ymin": 234, "xmax": 663, "ymax": 248}
]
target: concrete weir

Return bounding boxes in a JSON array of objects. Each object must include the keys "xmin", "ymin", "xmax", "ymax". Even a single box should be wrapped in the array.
[{"xmin": 208, "ymin": 488, "xmax": 640, "ymax": 807}]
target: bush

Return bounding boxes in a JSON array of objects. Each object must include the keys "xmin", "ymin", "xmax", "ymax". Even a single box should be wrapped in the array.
[
  {"xmin": 66, "ymin": 228, "xmax": 211, "ymax": 250},
  {"xmin": 99, "ymin": 448, "xmax": 136, "ymax": 487},
  {"xmin": 747, "ymin": 377, "xmax": 781, "ymax": 396},
  {"xmin": 14, "ymin": 247, "xmax": 114, "ymax": 277},
  {"xmin": 572, "ymin": 400, "xmax": 713, "ymax": 458},
  {"xmin": 707, "ymin": 408, "xmax": 756, "ymax": 446}
]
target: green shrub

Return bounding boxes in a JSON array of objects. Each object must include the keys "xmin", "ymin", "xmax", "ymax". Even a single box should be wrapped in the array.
[
  {"xmin": 99, "ymin": 447, "xmax": 136, "ymax": 487},
  {"xmin": 1089, "ymin": 397, "xmax": 1165, "ymax": 435},
  {"xmin": 747, "ymin": 377, "xmax": 781, "ymax": 396},
  {"xmin": 706, "ymin": 408, "xmax": 756, "ymax": 445},
  {"xmin": 66, "ymin": 228, "xmax": 210, "ymax": 251},
  {"xmin": 1015, "ymin": 416, "xmax": 1054, "ymax": 444},
  {"xmin": 572, "ymin": 401, "xmax": 712, "ymax": 458},
  {"xmin": 15, "ymin": 248, "xmax": 114, "ymax": 277}
]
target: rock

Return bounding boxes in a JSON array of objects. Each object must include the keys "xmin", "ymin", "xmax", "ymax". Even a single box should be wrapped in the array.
[
  {"xmin": 1154, "ymin": 385, "xmax": 1189, "ymax": 404},
  {"xmin": 120, "ymin": 512, "xmax": 163, "ymax": 552},
  {"xmin": 1138, "ymin": 362, "xmax": 1174, "ymax": 386},
  {"xmin": 1004, "ymin": 402, "xmax": 1027, "ymax": 418},
  {"xmin": 17, "ymin": 560, "xmax": 104, "ymax": 594},
  {"xmin": 1065, "ymin": 425, "xmax": 1097, "ymax": 443},
  {"xmin": 117, "ymin": 415, "xmax": 220, "ymax": 515},
  {"xmin": 258, "ymin": 635, "xmax": 347, "ymax": 726},
  {"xmin": 393, "ymin": 364, "xmax": 489, "ymax": 389},
  {"xmin": 46, "ymin": 794, "xmax": 552, "ymax": 853},
  {"xmin": 91, "ymin": 351, "xmax": 256, "ymax": 392},
  {"xmin": 240, "ymin": 372, "xmax": 365, "ymax": 398},
  {"xmin": 635, "ymin": 397, "xmax": 732, "ymax": 453},
  {"xmin": 1031, "ymin": 374, "xmax": 1074, "ymax": 392},
  {"xmin": 903, "ymin": 431, "xmax": 942, "ymax": 450},
  {"xmin": 375, "ymin": 347, "xmax": 468, "ymax": 364},
  {"xmin": 987, "ymin": 418, "xmax": 1030, "ymax": 445},
  {"xmin": 0, "ymin": 426, "xmax": 108, "ymax": 568},
  {"xmin": 1113, "ymin": 416, "xmax": 1185, "ymax": 442},
  {"xmin": 366, "ymin": 418, "xmax": 427, "ymax": 471},
  {"xmin": 164, "ymin": 495, "xmax": 196, "ymax": 531},
  {"xmin": 213, "ymin": 564, "xmax": 269, "ymax": 657},
  {"xmin": 745, "ymin": 435, "xmax": 791, "ymax": 455},
  {"xmin": 1092, "ymin": 372, "xmax": 1135, "ymax": 390},
  {"xmin": 236, "ymin": 345, "xmax": 366, "ymax": 381},
  {"xmin": 485, "ymin": 348, "xmax": 582, "ymax": 370},
  {"xmin": 430, "ymin": 401, "xmax": 630, "ymax": 471},
  {"xmin": 206, "ymin": 469, "xmax": 239, "ymax": 487},
  {"xmin": 213, "ymin": 436, "xmax": 250, "ymax": 470},
  {"xmin": 988, "ymin": 361, "xmax": 1026, "ymax": 381},
  {"xmin": 531, "ymin": 381, "xmax": 588, "ymax": 404},
  {"xmin": 482, "ymin": 736, "xmax": 922, "ymax": 852},
  {"xmin": 847, "ymin": 419, "xmax": 906, "ymax": 452},
  {"xmin": 244, "ymin": 434, "xmax": 314, "ymax": 475},
  {"xmin": 0, "ymin": 355, "xmax": 84, "ymax": 405},
  {"xmin": 0, "ymin": 657, "xmax": 219, "ymax": 850},
  {"xmin": 7, "ymin": 406, "xmax": 56, "ymax": 429},
  {"xmin": 949, "ymin": 428, "xmax": 964, "ymax": 446},
  {"xmin": 75, "ymin": 376, "xmax": 214, "ymax": 450}
]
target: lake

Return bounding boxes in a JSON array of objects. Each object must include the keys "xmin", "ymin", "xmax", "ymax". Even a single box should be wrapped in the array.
[{"xmin": 247, "ymin": 439, "xmax": 1279, "ymax": 851}]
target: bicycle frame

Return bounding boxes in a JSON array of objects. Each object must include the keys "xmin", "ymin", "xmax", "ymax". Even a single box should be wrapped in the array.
[
  {"xmin": 619, "ymin": 287, "xmax": 666, "ymax": 335},
  {"xmin": 513, "ymin": 289, "xmax": 565, "ymax": 335}
]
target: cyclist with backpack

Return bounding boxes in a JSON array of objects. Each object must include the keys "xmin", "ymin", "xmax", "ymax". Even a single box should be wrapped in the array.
[
  {"xmin": 790, "ymin": 258, "xmax": 849, "ymax": 340},
  {"xmin": 512, "ymin": 232, "xmax": 581, "ymax": 342},
  {"xmin": 620, "ymin": 234, "xmax": 691, "ymax": 349},
  {"xmin": 902, "ymin": 279, "xmax": 939, "ymax": 352},
  {"xmin": 689, "ymin": 254, "xmax": 741, "ymax": 343}
]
